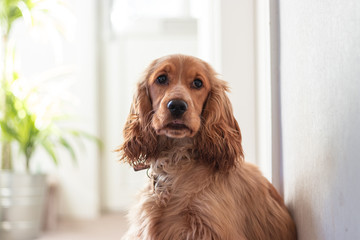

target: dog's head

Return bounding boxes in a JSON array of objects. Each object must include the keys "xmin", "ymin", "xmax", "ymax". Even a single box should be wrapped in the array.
[{"xmin": 117, "ymin": 54, "xmax": 243, "ymax": 171}]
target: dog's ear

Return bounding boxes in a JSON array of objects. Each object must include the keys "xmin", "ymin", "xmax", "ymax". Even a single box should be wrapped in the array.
[
  {"xmin": 116, "ymin": 63, "xmax": 158, "ymax": 170},
  {"xmin": 194, "ymin": 65, "xmax": 244, "ymax": 172}
]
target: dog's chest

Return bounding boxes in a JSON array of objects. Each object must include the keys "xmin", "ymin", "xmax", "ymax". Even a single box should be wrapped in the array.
[
  {"xmin": 140, "ymin": 166, "xmax": 227, "ymax": 238},
  {"xmin": 149, "ymin": 161, "xmax": 213, "ymax": 206}
]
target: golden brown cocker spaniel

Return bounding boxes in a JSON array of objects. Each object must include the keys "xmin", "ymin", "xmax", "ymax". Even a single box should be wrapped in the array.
[{"xmin": 117, "ymin": 54, "xmax": 297, "ymax": 240}]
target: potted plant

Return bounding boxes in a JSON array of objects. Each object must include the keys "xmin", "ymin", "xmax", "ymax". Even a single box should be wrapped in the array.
[
  {"xmin": 0, "ymin": 70, "xmax": 93, "ymax": 240},
  {"xmin": 0, "ymin": 1, "xmax": 99, "ymax": 239}
]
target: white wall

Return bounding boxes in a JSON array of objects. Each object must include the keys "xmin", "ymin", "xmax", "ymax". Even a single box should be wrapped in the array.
[
  {"xmin": 277, "ymin": 0, "xmax": 360, "ymax": 239},
  {"xmin": 219, "ymin": 0, "xmax": 257, "ymax": 165}
]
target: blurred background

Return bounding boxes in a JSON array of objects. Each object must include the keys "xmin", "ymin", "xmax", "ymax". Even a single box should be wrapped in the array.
[{"xmin": 1, "ymin": 0, "xmax": 360, "ymax": 239}]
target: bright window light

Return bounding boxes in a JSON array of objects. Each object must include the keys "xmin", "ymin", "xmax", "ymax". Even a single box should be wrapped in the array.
[{"xmin": 110, "ymin": 0, "xmax": 192, "ymax": 33}]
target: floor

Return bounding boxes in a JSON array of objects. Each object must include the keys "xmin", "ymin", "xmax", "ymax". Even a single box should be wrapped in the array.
[{"xmin": 37, "ymin": 213, "xmax": 128, "ymax": 240}]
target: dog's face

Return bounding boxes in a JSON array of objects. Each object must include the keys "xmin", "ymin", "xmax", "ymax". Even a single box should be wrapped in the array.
[
  {"xmin": 118, "ymin": 54, "xmax": 243, "ymax": 171},
  {"xmin": 148, "ymin": 56, "xmax": 211, "ymax": 138}
]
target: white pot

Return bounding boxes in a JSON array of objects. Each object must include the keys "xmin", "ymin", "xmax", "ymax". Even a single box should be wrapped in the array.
[{"xmin": 0, "ymin": 172, "xmax": 47, "ymax": 240}]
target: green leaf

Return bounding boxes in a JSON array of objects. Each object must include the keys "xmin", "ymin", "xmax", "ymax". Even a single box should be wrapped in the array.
[
  {"xmin": 67, "ymin": 129, "xmax": 103, "ymax": 149},
  {"xmin": 59, "ymin": 136, "xmax": 76, "ymax": 163},
  {"xmin": 0, "ymin": 120, "xmax": 21, "ymax": 141},
  {"xmin": 16, "ymin": 1, "xmax": 32, "ymax": 27},
  {"xmin": 40, "ymin": 139, "xmax": 58, "ymax": 166}
]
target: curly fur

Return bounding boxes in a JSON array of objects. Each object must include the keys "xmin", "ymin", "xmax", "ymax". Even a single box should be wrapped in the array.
[{"xmin": 117, "ymin": 55, "xmax": 297, "ymax": 240}]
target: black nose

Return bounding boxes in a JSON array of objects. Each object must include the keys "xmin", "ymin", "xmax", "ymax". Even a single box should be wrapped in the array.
[{"xmin": 167, "ymin": 99, "xmax": 188, "ymax": 118}]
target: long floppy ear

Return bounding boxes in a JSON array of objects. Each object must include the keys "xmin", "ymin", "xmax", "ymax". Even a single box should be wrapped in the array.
[
  {"xmin": 194, "ymin": 68, "xmax": 244, "ymax": 172},
  {"xmin": 116, "ymin": 64, "xmax": 158, "ymax": 170}
]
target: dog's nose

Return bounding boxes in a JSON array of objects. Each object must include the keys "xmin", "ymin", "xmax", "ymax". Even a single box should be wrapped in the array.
[{"xmin": 167, "ymin": 99, "xmax": 188, "ymax": 118}]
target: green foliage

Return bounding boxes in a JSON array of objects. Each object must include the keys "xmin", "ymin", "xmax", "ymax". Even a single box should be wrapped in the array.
[
  {"xmin": 0, "ymin": 72, "xmax": 98, "ymax": 172},
  {"xmin": 0, "ymin": 0, "xmax": 35, "ymax": 36},
  {"xmin": 0, "ymin": 0, "xmax": 100, "ymax": 172}
]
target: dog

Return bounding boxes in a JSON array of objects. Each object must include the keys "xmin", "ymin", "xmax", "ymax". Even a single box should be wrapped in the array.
[{"xmin": 117, "ymin": 54, "xmax": 297, "ymax": 240}]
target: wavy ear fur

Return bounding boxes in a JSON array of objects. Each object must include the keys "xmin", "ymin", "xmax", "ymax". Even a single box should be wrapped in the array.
[
  {"xmin": 194, "ymin": 65, "xmax": 244, "ymax": 172},
  {"xmin": 116, "ymin": 63, "xmax": 158, "ymax": 169}
]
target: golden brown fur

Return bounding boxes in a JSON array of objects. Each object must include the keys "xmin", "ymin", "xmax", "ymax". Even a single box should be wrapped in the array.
[{"xmin": 117, "ymin": 54, "xmax": 297, "ymax": 240}]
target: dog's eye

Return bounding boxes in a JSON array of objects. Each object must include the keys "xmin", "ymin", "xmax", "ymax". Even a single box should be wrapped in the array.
[
  {"xmin": 156, "ymin": 75, "xmax": 168, "ymax": 85},
  {"xmin": 192, "ymin": 79, "xmax": 203, "ymax": 89}
]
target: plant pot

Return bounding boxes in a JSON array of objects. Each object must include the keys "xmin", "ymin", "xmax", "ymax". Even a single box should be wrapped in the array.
[{"xmin": 0, "ymin": 171, "xmax": 47, "ymax": 240}]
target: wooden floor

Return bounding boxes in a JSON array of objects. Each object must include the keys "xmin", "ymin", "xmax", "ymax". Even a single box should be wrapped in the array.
[{"xmin": 37, "ymin": 213, "xmax": 128, "ymax": 240}]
